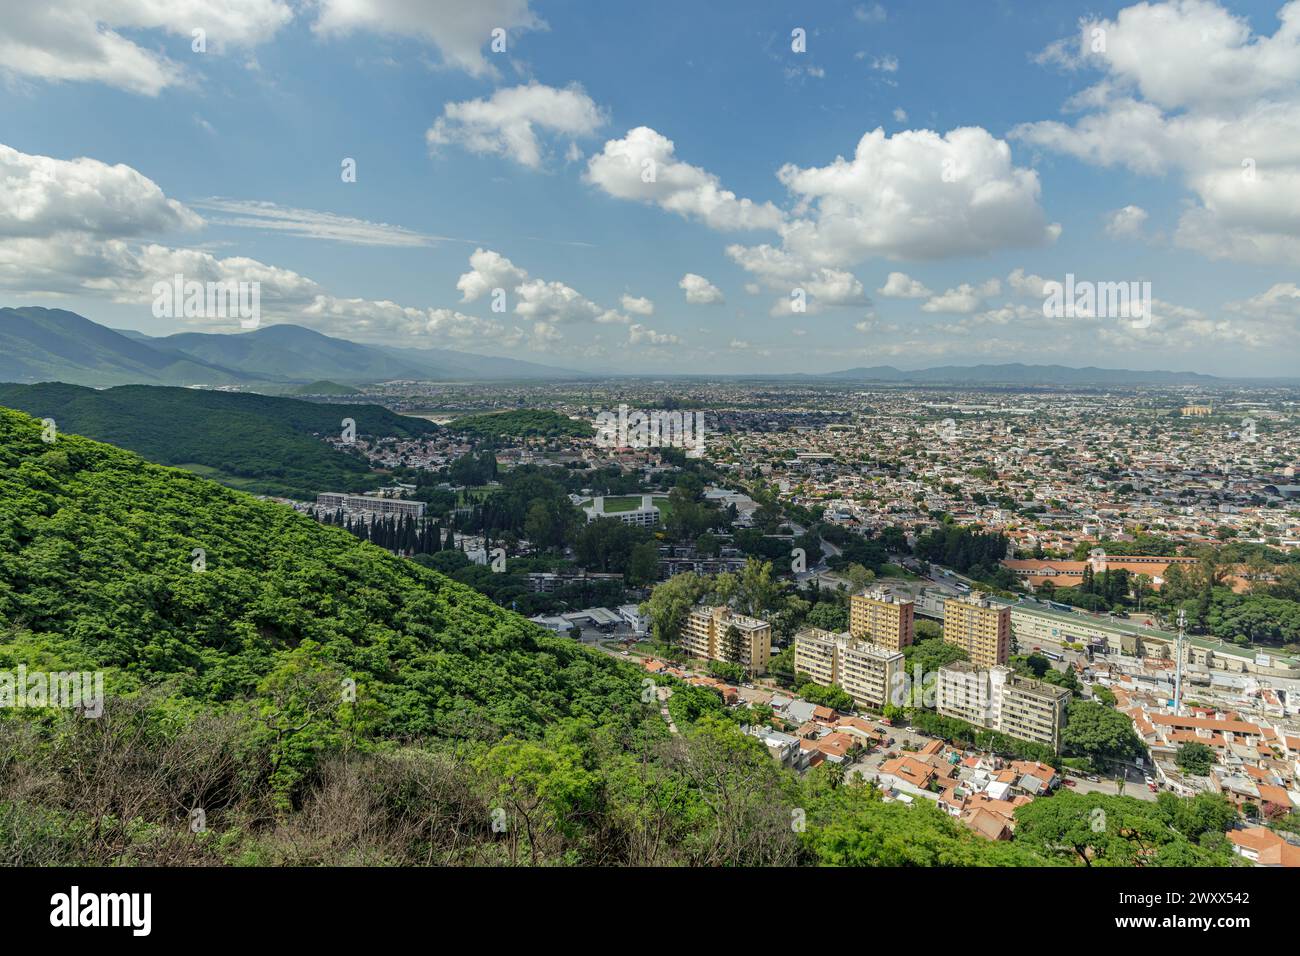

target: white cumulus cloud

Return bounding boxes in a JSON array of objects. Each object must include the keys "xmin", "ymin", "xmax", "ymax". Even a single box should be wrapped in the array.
[
  {"xmin": 427, "ymin": 82, "xmax": 605, "ymax": 169},
  {"xmin": 679, "ymin": 273, "xmax": 725, "ymax": 304},
  {"xmin": 585, "ymin": 127, "xmax": 785, "ymax": 231}
]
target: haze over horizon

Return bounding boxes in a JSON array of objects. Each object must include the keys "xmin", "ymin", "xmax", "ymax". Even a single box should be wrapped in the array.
[{"xmin": 2, "ymin": 0, "xmax": 1300, "ymax": 377}]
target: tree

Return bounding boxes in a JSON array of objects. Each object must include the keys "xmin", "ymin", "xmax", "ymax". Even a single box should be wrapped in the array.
[
  {"xmin": 663, "ymin": 716, "xmax": 800, "ymax": 866},
  {"xmin": 1061, "ymin": 701, "xmax": 1145, "ymax": 769},
  {"xmin": 801, "ymin": 782, "xmax": 1041, "ymax": 866},
  {"xmin": 641, "ymin": 573, "xmax": 709, "ymax": 646},
  {"xmin": 1014, "ymin": 791, "xmax": 1233, "ymax": 867},
  {"xmin": 1175, "ymin": 741, "xmax": 1214, "ymax": 776},
  {"xmin": 627, "ymin": 541, "xmax": 660, "ymax": 587},
  {"xmin": 1039, "ymin": 667, "xmax": 1081, "ymax": 692},
  {"xmin": 905, "ymin": 636, "xmax": 967, "ymax": 676},
  {"xmin": 796, "ymin": 682, "xmax": 854, "ymax": 712},
  {"xmin": 844, "ymin": 563, "xmax": 876, "ymax": 593},
  {"xmin": 734, "ymin": 559, "xmax": 784, "ymax": 618},
  {"xmin": 694, "ymin": 532, "xmax": 721, "ymax": 557},
  {"xmin": 475, "ymin": 736, "xmax": 599, "ymax": 866},
  {"xmin": 524, "ymin": 500, "xmax": 558, "ymax": 552},
  {"xmin": 722, "ymin": 624, "xmax": 746, "ymax": 668},
  {"xmin": 806, "ymin": 601, "xmax": 848, "ymax": 632}
]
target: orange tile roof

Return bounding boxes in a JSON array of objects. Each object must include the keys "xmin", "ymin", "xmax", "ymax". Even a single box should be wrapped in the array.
[
  {"xmin": 1257, "ymin": 784, "xmax": 1293, "ymax": 808},
  {"xmin": 1169, "ymin": 730, "xmax": 1226, "ymax": 747},
  {"xmin": 962, "ymin": 807, "xmax": 1012, "ymax": 840},
  {"xmin": 815, "ymin": 733, "xmax": 854, "ymax": 759},
  {"xmin": 880, "ymin": 756, "xmax": 936, "ymax": 789},
  {"xmin": 1258, "ymin": 843, "xmax": 1300, "ymax": 867},
  {"xmin": 1150, "ymin": 713, "xmax": 1262, "ymax": 735},
  {"xmin": 1227, "ymin": 828, "xmax": 1284, "ymax": 853},
  {"xmin": 1011, "ymin": 760, "xmax": 1057, "ymax": 781}
]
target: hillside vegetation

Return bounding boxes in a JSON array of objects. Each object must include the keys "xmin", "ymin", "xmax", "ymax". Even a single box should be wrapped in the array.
[
  {"xmin": 0, "ymin": 383, "xmax": 436, "ymax": 498},
  {"xmin": 449, "ymin": 409, "xmax": 594, "ymax": 440},
  {"xmin": 0, "ymin": 410, "xmax": 1239, "ymax": 866}
]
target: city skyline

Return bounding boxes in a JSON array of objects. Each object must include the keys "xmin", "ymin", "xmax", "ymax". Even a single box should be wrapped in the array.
[{"xmin": 2, "ymin": 0, "xmax": 1300, "ymax": 377}]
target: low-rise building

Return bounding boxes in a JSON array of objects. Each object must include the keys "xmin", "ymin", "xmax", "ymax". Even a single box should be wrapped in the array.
[
  {"xmin": 316, "ymin": 492, "xmax": 426, "ymax": 518},
  {"xmin": 582, "ymin": 494, "xmax": 660, "ymax": 527}
]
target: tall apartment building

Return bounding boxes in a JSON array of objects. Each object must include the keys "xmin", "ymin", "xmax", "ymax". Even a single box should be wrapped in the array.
[
  {"xmin": 942, "ymin": 592, "xmax": 1010, "ymax": 667},
  {"xmin": 681, "ymin": 606, "xmax": 771, "ymax": 674},
  {"xmin": 936, "ymin": 662, "xmax": 1072, "ymax": 752},
  {"xmin": 794, "ymin": 627, "xmax": 905, "ymax": 711},
  {"xmin": 935, "ymin": 660, "xmax": 997, "ymax": 727},
  {"xmin": 999, "ymin": 673, "xmax": 1071, "ymax": 752},
  {"xmin": 849, "ymin": 588, "xmax": 915, "ymax": 651}
]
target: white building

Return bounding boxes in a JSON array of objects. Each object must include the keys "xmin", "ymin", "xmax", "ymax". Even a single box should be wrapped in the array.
[{"xmin": 583, "ymin": 495, "xmax": 660, "ymax": 528}]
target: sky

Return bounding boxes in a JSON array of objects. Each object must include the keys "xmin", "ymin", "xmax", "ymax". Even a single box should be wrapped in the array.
[{"xmin": 1, "ymin": 0, "xmax": 1299, "ymax": 377}]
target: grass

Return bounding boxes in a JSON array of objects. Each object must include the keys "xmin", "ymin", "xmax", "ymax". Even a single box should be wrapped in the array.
[
  {"xmin": 879, "ymin": 563, "xmax": 919, "ymax": 580},
  {"xmin": 577, "ymin": 495, "xmax": 673, "ymax": 519},
  {"xmin": 175, "ymin": 463, "xmax": 277, "ymax": 493}
]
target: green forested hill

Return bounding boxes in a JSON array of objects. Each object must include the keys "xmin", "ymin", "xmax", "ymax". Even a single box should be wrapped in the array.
[
  {"xmin": 0, "ymin": 406, "xmax": 632, "ymax": 732},
  {"xmin": 0, "ymin": 383, "xmax": 436, "ymax": 498},
  {"xmin": 448, "ymin": 409, "xmax": 593, "ymax": 439},
  {"xmin": 0, "ymin": 410, "xmax": 1241, "ymax": 867}
]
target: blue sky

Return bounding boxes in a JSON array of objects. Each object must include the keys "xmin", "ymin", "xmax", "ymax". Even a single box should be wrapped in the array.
[{"xmin": 2, "ymin": 0, "xmax": 1299, "ymax": 376}]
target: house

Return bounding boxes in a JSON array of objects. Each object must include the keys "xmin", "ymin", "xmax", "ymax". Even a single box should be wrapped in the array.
[
  {"xmin": 917, "ymin": 739, "xmax": 945, "ymax": 758},
  {"xmin": 811, "ymin": 732, "xmax": 855, "ymax": 763},
  {"xmin": 752, "ymin": 727, "xmax": 808, "ymax": 770},
  {"xmin": 1227, "ymin": 827, "xmax": 1300, "ymax": 866},
  {"xmin": 1258, "ymin": 842, "xmax": 1300, "ymax": 867},
  {"xmin": 879, "ymin": 755, "xmax": 937, "ymax": 790},
  {"xmin": 785, "ymin": 700, "xmax": 818, "ymax": 725},
  {"xmin": 1010, "ymin": 760, "xmax": 1059, "ymax": 792},
  {"xmin": 938, "ymin": 787, "xmax": 967, "ymax": 817},
  {"xmin": 962, "ymin": 806, "xmax": 1013, "ymax": 841}
]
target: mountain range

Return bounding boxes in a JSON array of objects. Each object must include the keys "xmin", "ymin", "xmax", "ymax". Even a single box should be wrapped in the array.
[
  {"xmin": 822, "ymin": 363, "xmax": 1237, "ymax": 386},
  {"xmin": 4, "ymin": 306, "xmax": 1294, "ymax": 389},
  {"xmin": 0, "ymin": 307, "xmax": 582, "ymax": 387}
]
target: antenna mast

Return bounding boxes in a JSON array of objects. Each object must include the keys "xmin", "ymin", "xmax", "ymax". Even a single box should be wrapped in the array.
[{"xmin": 1173, "ymin": 609, "xmax": 1186, "ymax": 716}]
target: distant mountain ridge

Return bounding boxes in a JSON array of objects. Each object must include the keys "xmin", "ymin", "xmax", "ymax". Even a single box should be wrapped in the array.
[
  {"xmin": 5, "ymin": 306, "xmax": 1289, "ymax": 388},
  {"xmin": 1, "ymin": 307, "xmax": 250, "ymax": 387},
  {"xmin": 0, "ymin": 306, "xmax": 583, "ymax": 386},
  {"xmin": 822, "ymin": 363, "xmax": 1230, "ymax": 386}
]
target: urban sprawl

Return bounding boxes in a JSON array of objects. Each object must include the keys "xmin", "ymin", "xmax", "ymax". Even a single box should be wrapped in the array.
[{"xmin": 269, "ymin": 379, "xmax": 1300, "ymax": 864}]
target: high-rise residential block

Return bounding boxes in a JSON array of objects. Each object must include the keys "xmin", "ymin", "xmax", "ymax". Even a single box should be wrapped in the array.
[
  {"xmin": 682, "ymin": 606, "xmax": 771, "ymax": 674},
  {"xmin": 849, "ymin": 588, "xmax": 915, "ymax": 651},
  {"xmin": 942, "ymin": 592, "xmax": 1010, "ymax": 667},
  {"xmin": 794, "ymin": 627, "xmax": 905, "ymax": 711}
]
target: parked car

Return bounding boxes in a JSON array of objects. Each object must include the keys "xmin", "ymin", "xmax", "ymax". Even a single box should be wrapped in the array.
[{"xmin": 1063, "ymin": 779, "xmax": 1077, "ymax": 788}]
